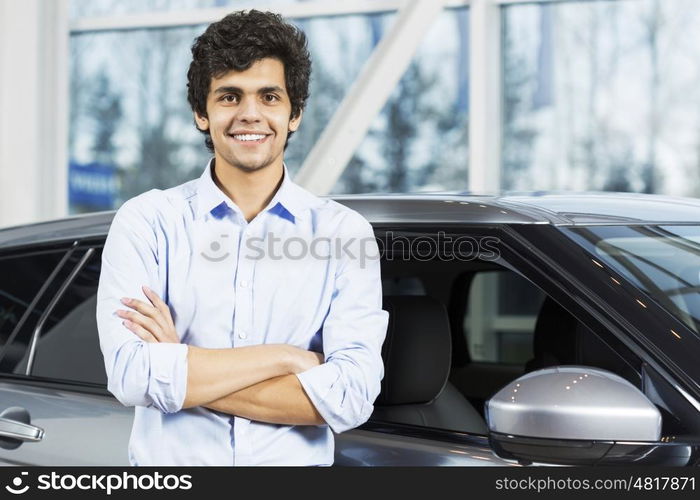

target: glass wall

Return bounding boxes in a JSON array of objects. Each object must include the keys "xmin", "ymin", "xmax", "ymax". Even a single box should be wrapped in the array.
[
  {"xmin": 502, "ymin": 0, "xmax": 700, "ymax": 196},
  {"xmin": 69, "ymin": 25, "xmax": 205, "ymax": 209},
  {"xmin": 68, "ymin": 13, "xmax": 379, "ymax": 211},
  {"xmin": 68, "ymin": 1, "xmax": 470, "ymax": 212},
  {"xmin": 62, "ymin": 0, "xmax": 700, "ymax": 213},
  {"xmin": 337, "ymin": 8, "xmax": 470, "ymax": 194},
  {"xmin": 283, "ymin": 13, "xmax": 395, "ymax": 184}
]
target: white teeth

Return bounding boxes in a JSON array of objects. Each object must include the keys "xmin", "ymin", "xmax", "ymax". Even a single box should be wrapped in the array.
[{"xmin": 233, "ymin": 134, "xmax": 266, "ymax": 141}]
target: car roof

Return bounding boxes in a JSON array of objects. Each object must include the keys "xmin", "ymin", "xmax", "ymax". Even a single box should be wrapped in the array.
[
  {"xmin": 335, "ymin": 191, "xmax": 700, "ymax": 225},
  {"xmin": 1, "ymin": 192, "xmax": 699, "ymax": 249}
]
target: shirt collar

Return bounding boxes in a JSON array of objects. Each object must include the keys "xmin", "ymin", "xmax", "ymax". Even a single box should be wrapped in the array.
[{"xmin": 195, "ymin": 159, "xmax": 304, "ymax": 224}]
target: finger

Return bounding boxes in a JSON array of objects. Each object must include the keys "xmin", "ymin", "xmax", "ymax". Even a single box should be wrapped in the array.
[
  {"xmin": 117, "ymin": 310, "xmax": 164, "ymax": 341},
  {"xmin": 121, "ymin": 297, "xmax": 170, "ymax": 333},
  {"xmin": 123, "ymin": 319, "xmax": 158, "ymax": 343},
  {"xmin": 120, "ymin": 297, "xmax": 157, "ymax": 317},
  {"xmin": 142, "ymin": 286, "xmax": 175, "ymax": 328}
]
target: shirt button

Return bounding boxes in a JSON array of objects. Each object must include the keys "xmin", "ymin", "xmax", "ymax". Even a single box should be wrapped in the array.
[
  {"xmin": 238, "ymin": 331, "xmax": 248, "ymax": 339},
  {"xmin": 240, "ymin": 280, "xmax": 248, "ymax": 288}
]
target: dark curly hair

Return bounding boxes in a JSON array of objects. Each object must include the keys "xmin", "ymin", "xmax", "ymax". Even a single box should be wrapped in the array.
[{"xmin": 187, "ymin": 10, "xmax": 311, "ymax": 152}]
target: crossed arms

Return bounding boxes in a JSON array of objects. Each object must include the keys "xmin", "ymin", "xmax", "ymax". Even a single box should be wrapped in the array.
[{"xmin": 116, "ymin": 286, "xmax": 324, "ymax": 425}]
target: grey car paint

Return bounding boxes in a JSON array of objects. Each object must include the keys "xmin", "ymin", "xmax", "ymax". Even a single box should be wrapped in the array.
[
  {"xmin": 335, "ymin": 429, "xmax": 516, "ymax": 466},
  {"xmin": 0, "ymin": 383, "xmax": 131, "ymax": 466}
]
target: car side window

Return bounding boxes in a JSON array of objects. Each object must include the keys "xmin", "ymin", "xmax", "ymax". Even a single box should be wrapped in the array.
[
  {"xmin": 0, "ymin": 247, "xmax": 77, "ymax": 374},
  {"xmin": 451, "ymin": 265, "xmax": 644, "ymax": 419},
  {"xmin": 465, "ymin": 270, "xmax": 545, "ymax": 365},
  {"xmin": 21, "ymin": 247, "xmax": 107, "ymax": 386}
]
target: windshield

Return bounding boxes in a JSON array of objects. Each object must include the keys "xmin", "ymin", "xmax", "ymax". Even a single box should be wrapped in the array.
[{"xmin": 566, "ymin": 225, "xmax": 700, "ymax": 334}]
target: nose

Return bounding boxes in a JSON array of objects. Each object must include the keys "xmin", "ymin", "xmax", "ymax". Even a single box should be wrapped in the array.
[{"xmin": 236, "ymin": 95, "xmax": 262, "ymax": 123}]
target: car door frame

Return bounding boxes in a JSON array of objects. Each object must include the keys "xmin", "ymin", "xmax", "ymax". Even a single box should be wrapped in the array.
[
  {"xmin": 503, "ymin": 223, "xmax": 700, "ymax": 407},
  {"xmin": 0, "ymin": 237, "xmax": 132, "ymax": 465}
]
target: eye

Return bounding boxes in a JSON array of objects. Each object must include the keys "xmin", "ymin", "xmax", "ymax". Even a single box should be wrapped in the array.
[
  {"xmin": 263, "ymin": 94, "xmax": 279, "ymax": 103},
  {"xmin": 221, "ymin": 94, "xmax": 238, "ymax": 104}
]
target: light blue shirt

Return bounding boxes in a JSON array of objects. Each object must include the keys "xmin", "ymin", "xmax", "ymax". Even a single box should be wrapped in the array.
[{"xmin": 96, "ymin": 160, "xmax": 388, "ymax": 466}]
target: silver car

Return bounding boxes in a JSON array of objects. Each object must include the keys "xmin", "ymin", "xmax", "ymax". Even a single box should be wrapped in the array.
[{"xmin": 0, "ymin": 192, "xmax": 699, "ymax": 466}]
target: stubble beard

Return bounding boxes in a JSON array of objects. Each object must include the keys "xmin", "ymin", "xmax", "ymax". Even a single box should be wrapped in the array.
[{"xmin": 216, "ymin": 147, "xmax": 278, "ymax": 174}]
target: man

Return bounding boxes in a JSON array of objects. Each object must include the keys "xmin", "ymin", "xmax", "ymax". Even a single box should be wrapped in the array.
[{"xmin": 96, "ymin": 10, "xmax": 388, "ymax": 466}]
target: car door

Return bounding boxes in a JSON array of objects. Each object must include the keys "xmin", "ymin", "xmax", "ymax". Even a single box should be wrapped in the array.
[
  {"xmin": 0, "ymin": 241, "xmax": 132, "ymax": 466},
  {"xmin": 333, "ymin": 224, "xmax": 700, "ymax": 466}
]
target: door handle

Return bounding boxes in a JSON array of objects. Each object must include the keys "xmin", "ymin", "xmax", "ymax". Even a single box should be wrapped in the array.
[{"xmin": 0, "ymin": 407, "xmax": 44, "ymax": 449}]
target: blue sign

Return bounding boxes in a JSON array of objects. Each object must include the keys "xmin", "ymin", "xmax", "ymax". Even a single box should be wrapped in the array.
[{"xmin": 69, "ymin": 162, "xmax": 118, "ymax": 209}]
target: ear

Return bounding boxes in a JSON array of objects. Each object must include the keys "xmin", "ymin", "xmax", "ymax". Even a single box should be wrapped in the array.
[
  {"xmin": 289, "ymin": 109, "xmax": 303, "ymax": 132},
  {"xmin": 194, "ymin": 111, "xmax": 209, "ymax": 132}
]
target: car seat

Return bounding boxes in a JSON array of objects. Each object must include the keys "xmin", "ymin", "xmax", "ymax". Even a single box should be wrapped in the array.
[{"xmin": 371, "ymin": 295, "xmax": 487, "ymax": 434}]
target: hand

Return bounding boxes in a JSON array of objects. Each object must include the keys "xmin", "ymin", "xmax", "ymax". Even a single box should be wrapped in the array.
[
  {"xmin": 116, "ymin": 286, "xmax": 179, "ymax": 343},
  {"xmin": 288, "ymin": 347, "xmax": 324, "ymax": 373}
]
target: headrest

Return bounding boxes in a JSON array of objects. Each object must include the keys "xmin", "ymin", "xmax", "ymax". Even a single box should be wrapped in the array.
[
  {"xmin": 527, "ymin": 296, "xmax": 641, "ymax": 385},
  {"xmin": 377, "ymin": 295, "xmax": 451, "ymax": 405},
  {"xmin": 525, "ymin": 296, "xmax": 579, "ymax": 372}
]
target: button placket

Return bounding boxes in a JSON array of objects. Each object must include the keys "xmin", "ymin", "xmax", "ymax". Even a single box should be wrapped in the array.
[
  {"xmin": 232, "ymin": 215, "xmax": 255, "ymax": 462},
  {"xmin": 234, "ymin": 224, "xmax": 255, "ymax": 344}
]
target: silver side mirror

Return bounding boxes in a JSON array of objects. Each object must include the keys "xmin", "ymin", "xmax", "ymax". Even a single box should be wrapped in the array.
[
  {"xmin": 484, "ymin": 366, "xmax": 685, "ymax": 465},
  {"xmin": 487, "ymin": 366, "xmax": 661, "ymax": 440}
]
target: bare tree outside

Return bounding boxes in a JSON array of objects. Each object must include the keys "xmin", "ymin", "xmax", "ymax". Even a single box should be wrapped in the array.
[{"xmin": 502, "ymin": 0, "xmax": 700, "ymax": 197}]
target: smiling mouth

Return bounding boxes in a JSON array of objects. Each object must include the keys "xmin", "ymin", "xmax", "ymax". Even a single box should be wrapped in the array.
[{"xmin": 229, "ymin": 133, "xmax": 270, "ymax": 144}]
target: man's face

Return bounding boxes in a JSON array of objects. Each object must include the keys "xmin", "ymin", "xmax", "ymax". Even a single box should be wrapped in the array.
[{"xmin": 195, "ymin": 57, "xmax": 301, "ymax": 173}]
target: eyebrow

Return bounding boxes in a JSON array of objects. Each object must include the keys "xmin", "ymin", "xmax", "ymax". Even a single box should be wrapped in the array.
[{"xmin": 213, "ymin": 85, "xmax": 286, "ymax": 95}]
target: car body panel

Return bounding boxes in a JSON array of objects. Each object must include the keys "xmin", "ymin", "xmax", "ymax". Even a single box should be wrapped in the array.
[
  {"xmin": 335, "ymin": 428, "xmax": 514, "ymax": 466},
  {"xmin": 0, "ymin": 381, "xmax": 130, "ymax": 466}
]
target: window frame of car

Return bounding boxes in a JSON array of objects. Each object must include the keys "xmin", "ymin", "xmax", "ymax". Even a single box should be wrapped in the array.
[
  {"xmin": 0, "ymin": 236, "xmax": 111, "ymax": 398},
  {"xmin": 503, "ymin": 223, "xmax": 700, "ymax": 438},
  {"xmin": 363, "ymin": 223, "xmax": 700, "ymax": 445},
  {"xmin": 367, "ymin": 223, "xmax": 621, "ymax": 440},
  {"xmin": 0, "ymin": 239, "xmax": 80, "ymax": 373},
  {"xmin": 507, "ymin": 223, "xmax": 700, "ymax": 407}
]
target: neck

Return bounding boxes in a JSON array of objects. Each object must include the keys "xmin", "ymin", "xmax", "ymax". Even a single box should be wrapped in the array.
[{"xmin": 211, "ymin": 158, "xmax": 284, "ymax": 222}]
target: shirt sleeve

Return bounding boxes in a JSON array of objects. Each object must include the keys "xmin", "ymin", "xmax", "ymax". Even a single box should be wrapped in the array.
[
  {"xmin": 296, "ymin": 211, "xmax": 388, "ymax": 434},
  {"xmin": 96, "ymin": 193, "xmax": 188, "ymax": 414}
]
